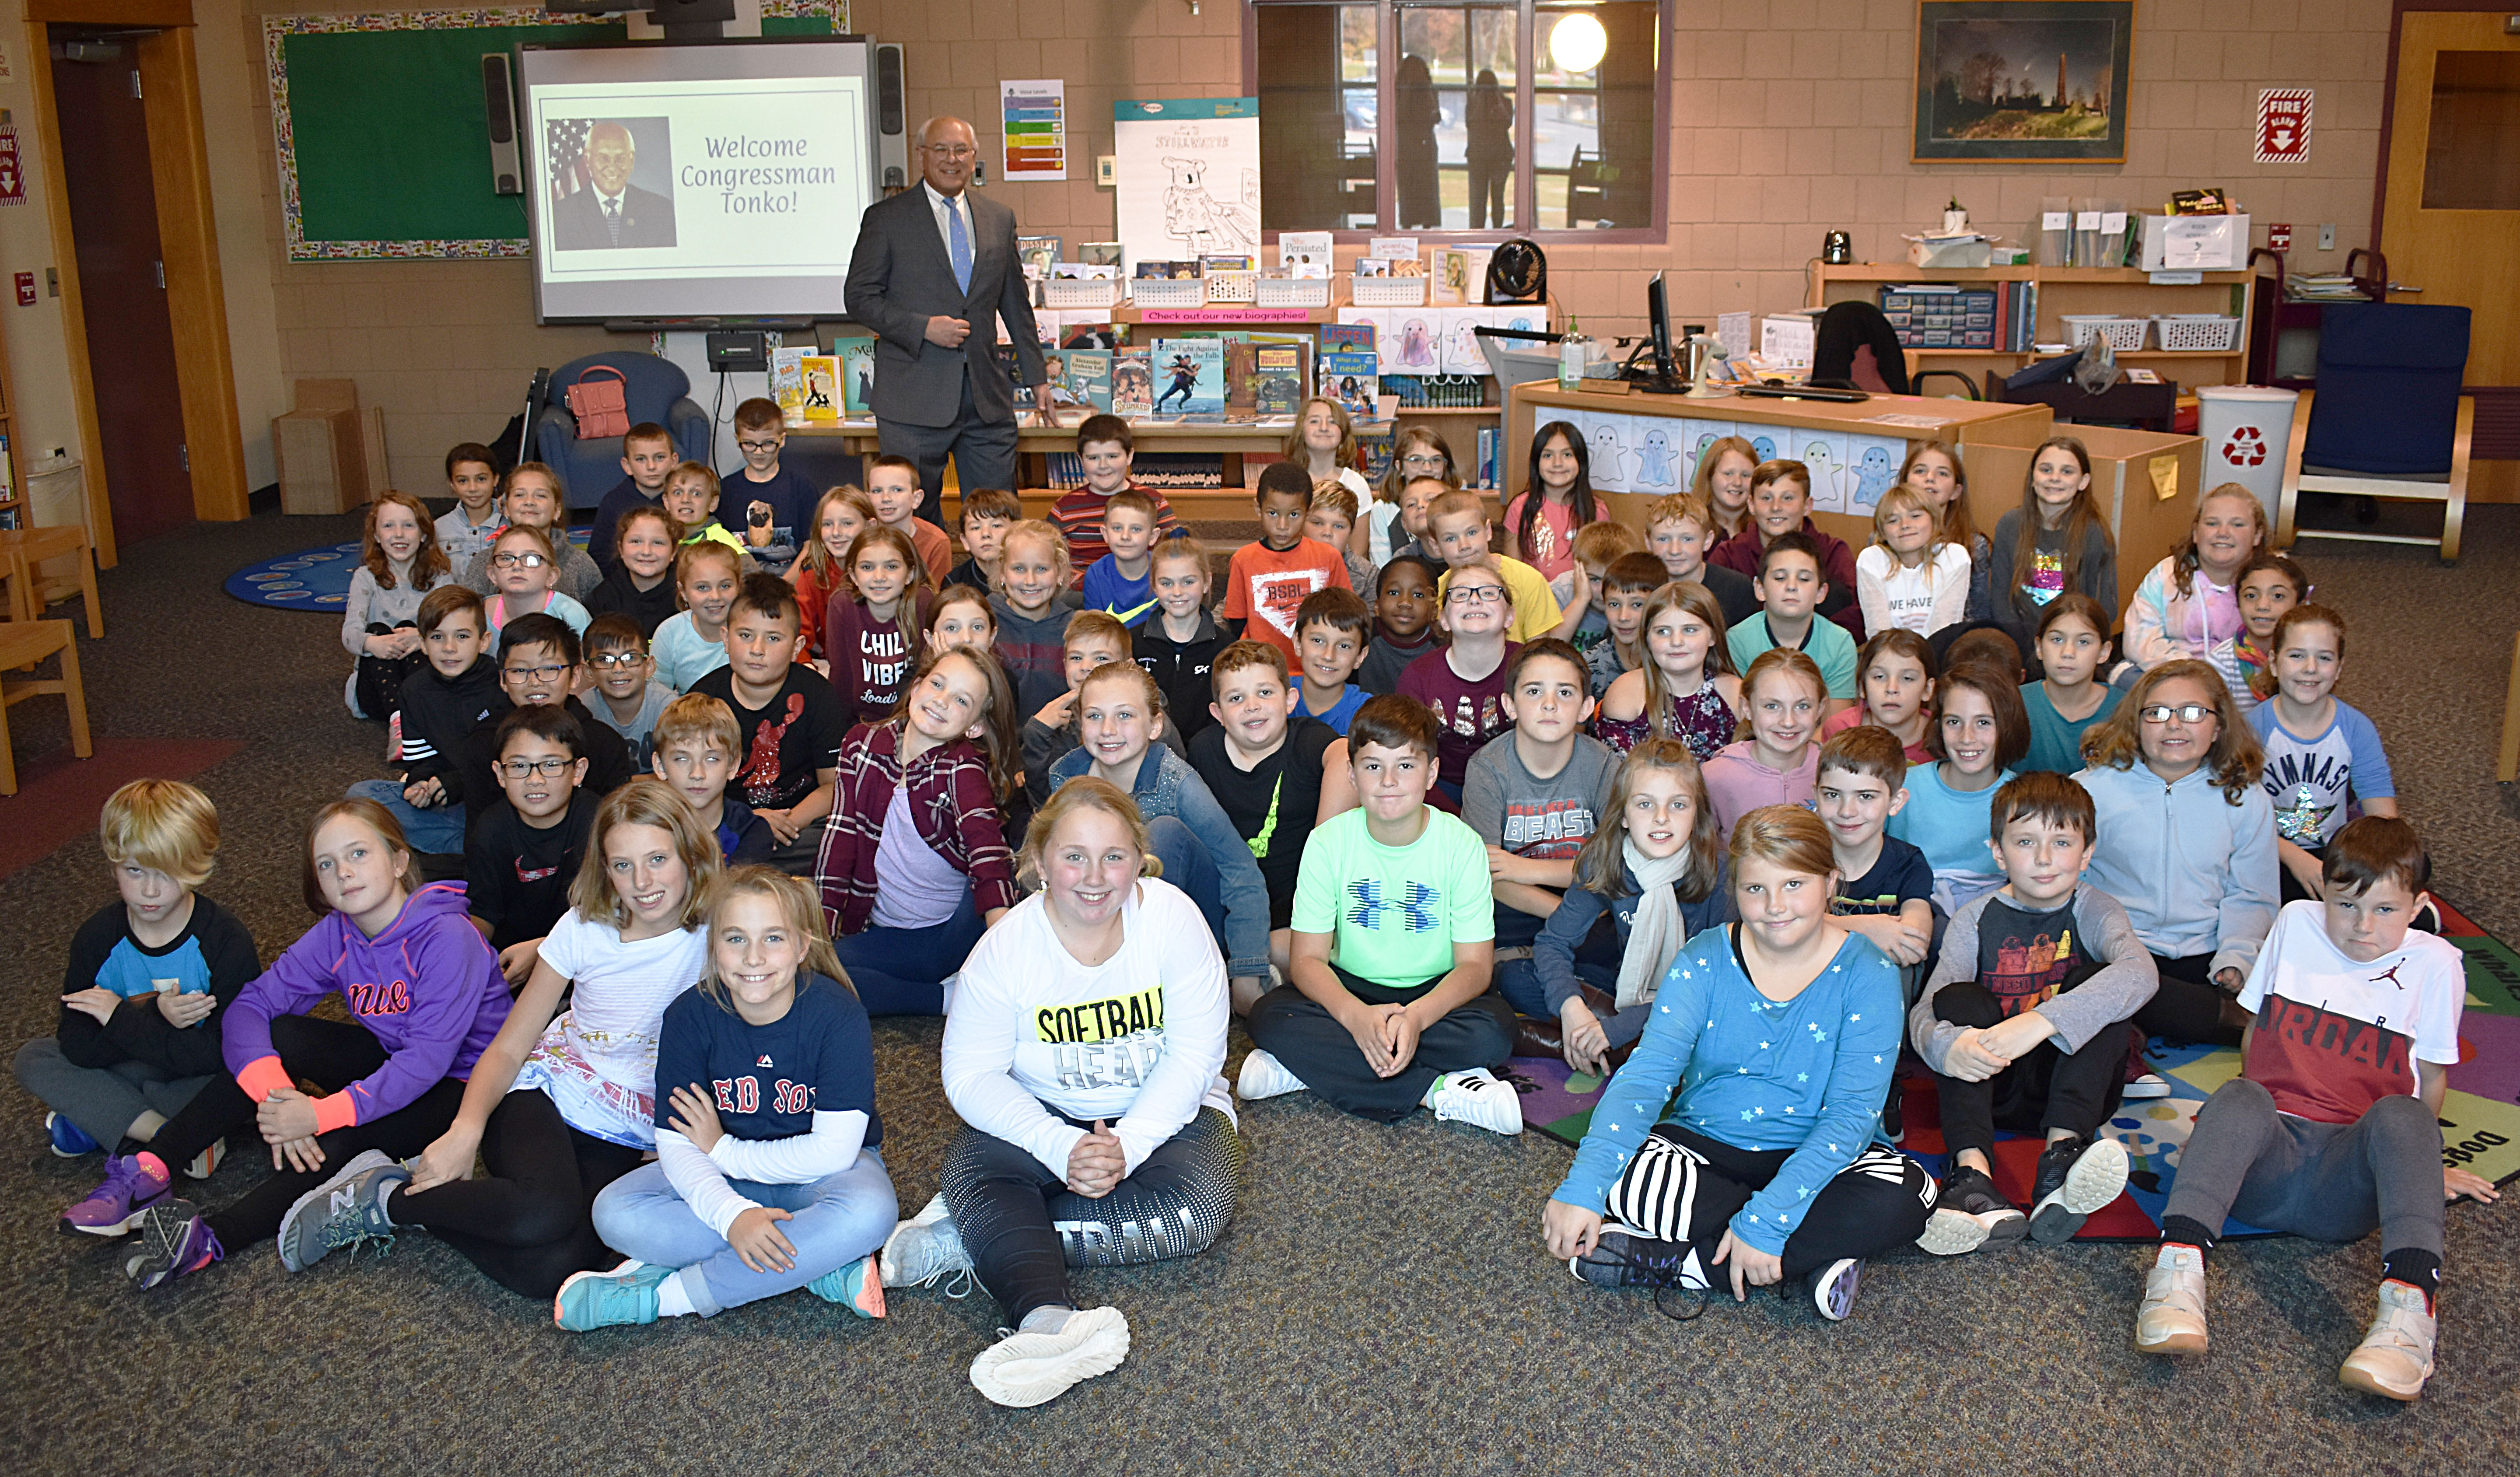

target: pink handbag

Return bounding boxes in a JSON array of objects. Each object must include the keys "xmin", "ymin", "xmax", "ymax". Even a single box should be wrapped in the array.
[{"xmin": 564, "ymin": 365, "xmax": 631, "ymax": 440}]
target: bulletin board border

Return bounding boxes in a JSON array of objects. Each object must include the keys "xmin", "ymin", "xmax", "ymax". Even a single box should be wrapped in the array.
[{"xmin": 266, "ymin": 2, "xmax": 848, "ymax": 262}]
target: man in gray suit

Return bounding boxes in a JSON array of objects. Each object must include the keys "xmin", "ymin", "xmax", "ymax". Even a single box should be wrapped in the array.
[
  {"xmin": 844, "ymin": 116, "xmax": 1057, "ymax": 527},
  {"xmin": 551, "ymin": 121, "xmax": 678, "ymax": 250}
]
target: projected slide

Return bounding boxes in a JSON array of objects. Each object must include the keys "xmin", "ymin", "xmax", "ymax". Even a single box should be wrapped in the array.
[{"xmin": 521, "ymin": 40, "xmax": 876, "ymax": 322}]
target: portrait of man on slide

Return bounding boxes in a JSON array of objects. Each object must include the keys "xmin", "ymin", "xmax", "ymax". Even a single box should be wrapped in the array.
[{"xmin": 551, "ymin": 119, "xmax": 679, "ymax": 251}]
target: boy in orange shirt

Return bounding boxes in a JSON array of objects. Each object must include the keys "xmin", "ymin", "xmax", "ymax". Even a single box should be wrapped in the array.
[{"xmin": 1222, "ymin": 461, "xmax": 1351, "ymax": 665}]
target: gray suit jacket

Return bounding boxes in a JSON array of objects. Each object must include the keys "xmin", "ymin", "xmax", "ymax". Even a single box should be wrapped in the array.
[{"xmin": 843, "ymin": 186, "xmax": 1046, "ymax": 429}]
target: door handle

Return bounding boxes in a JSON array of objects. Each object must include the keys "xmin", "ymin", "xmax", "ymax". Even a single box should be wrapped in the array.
[{"xmin": 2387, "ymin": 283, "xmax": 2423, "ymax": 293}]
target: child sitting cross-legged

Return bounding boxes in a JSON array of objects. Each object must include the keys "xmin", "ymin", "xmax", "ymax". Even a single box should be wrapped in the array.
[
  {"xmin": 567, "ymin": 866, "xmax": 896, "ymax": 1330},
  {"xmin": 1498, "ymin": 738, "xmax": 1727, "ymax": 1074},
  {"xmin": 815, "ymin": 645, "xmax": 1022, "ymax": 1016},
  {"xmin": 1186, "ymin": 641, "xmax": 1356, "ymax": 1014},
  {"xmin": 651, "ymin": 693, "xmax": 775, "ymax": 865},
  {"xmin": 1543, "ymin": 805, "xmax": 1935, "ymax": 1322},
  {"xmin": 1292, "ymin": 586, "xmax": 1374, "ymax": 735},
  {"xmin": 484, "ymin": 525, "xmax": 592, "ymax": 648},
  {"xmin": 1355, "ymin": 554, "xmax": 1444, "ymax": 698},
  {"xmin": 1911, "ymin": 771, "xmax": 2154, "ymax": 1255},
  {"xmin": 1597, "ymin": 580, "xmax": 1742, "ymax": 762},
  {"xmin": 1582, "ymin": 549, "xmax": 1662, "ymax": 697},
  {"xmin": 1462, "ymin": 640, "xmax": 1613, "ymax": 1023},
  {"xmin": 464, "ymin": 704, "xmax": 598, "ymax": 988},
  {"xmin": 340, "ymin": 490, "xmax": 453, "ymax": 720},
  {"xmin": 2134, "ymin": 818, "xmax": 2492, "ymax": 1403},
  {"xmin": 1818, "ymin": 628, "xmax": 1937, "ymax": 763},
  {"xmin": 1238, "ymin": 695, "xmax": 1524, "ymax": 1134},
  {"xmin": 28, "ymin": 781, "xmax": 259, "ymax": 1210},
  {"xmin": 585, "ymin": 504, "xmax": 684, "ymax": 640},
  {"xmin": 348, "ymin": 584, "xmax": 497, "ymax": 857},
  {"xmin": 581, "ymin": 614, "xmax": 674, "ymax": 770},
  {"xmin": 1134, "ymin": 532, "xmax": 1228, "ymax": 745},
  {"xmin": 2247, "ymin": 604, "xmax": 2399, "ymax": 905},
  {"xmin": 878, "ymin": 780, "xmax": 1240, "ymax": 1407}
]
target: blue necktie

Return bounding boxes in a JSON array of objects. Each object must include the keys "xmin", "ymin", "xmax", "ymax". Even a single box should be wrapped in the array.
[{"xmin": 946, "ymin": 196, "xmax": 973, "ymax": 294}]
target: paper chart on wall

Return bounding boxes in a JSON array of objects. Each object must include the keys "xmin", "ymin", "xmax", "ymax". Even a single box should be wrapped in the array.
[
  {"xmin": 1628, "ymin": 420, "xmax": 1686, "ymax": 492},
  {"xmin": 1112, "ymin": 98, "xmax": 1260, "ymax": 275},
  {"xmin": 1338, "ymin": 308, "xmax": 1396, "ymax": 374}
]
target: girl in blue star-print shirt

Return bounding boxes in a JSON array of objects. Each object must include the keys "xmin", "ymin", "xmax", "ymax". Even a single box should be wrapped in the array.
[{"xmin": 1542, "ymin": 805, "xmax": 1933, "ymax": 1323}]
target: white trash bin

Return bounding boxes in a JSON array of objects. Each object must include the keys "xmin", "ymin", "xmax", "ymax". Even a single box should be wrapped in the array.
[{"xmin": 2196, "ymin": 386, "xmax": 2300, "ymax": 506}]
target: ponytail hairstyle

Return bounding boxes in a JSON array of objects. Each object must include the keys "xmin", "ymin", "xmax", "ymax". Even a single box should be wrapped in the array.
[
  {"xmin": 1518, "ymin": 419, "xmax": 1598, "ymax": 556},
  {"xmin": 300, "ymin": 797, "xmax": 413, "ymax": 917},
  {"xmin": 1572, "ymin": 739, "xmax": 1722, "ymax": 900},
  {"xmin": 2009, "ymin": 436, "xmax": 2111, "ymax": 610},
  {"xmin": 697, "ymin": 865, "xmax": 852, "ymax": 1010},
  {"xmin": 1016, "ymin": 776, "xmax": 1162, "ymax": 891}
]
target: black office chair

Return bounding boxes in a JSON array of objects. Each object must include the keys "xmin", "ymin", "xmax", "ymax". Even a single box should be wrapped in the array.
[{"xmin": 1807, "ymin": 301, "xmax": 1978, "ymax": 399}]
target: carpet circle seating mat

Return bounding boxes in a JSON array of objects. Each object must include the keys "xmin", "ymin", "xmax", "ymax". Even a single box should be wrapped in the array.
[
  {"xmin": 1518, "ymin": 895, "xmax": 2520, "ymax": 1242},
  {"xmin": 225, "ymin": 529, "xmax": 592, "ymax": 612}
]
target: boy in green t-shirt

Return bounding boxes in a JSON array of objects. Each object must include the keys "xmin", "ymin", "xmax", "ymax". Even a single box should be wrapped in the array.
[{"xmin": 1238, "ymin": 695, "xmax": 1523, "ymax": 1134}]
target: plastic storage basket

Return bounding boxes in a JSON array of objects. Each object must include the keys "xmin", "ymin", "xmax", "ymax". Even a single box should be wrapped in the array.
[
  {"xmin": 1043, "ymin": 277, "xmax": 1119, "ymax": 310},
  {"xmin": 1254, "ymin": 276, "xmax": 1332, "ymax": 309},
  {"xmin": 1128, "ymin": 277, "xmax": 1207, "ymax": 309},
  {"xmin": 1351, "ymin": 275, "xmax": 1429, "ymax": 307},
  {"xmin": 1203, "ymin": 271, "xmax": 1259, "ymax": 304},
  {"xmin": 2059, "ymin": 315, "xmax": 2149, "ymax": 351},
  {"xmin": 2150, "ymin": 315, "xmax": 2243, "ymax": 352}
]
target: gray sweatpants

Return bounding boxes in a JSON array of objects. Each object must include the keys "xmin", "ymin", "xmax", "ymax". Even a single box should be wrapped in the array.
[
  {"xmin": 11, "ymin": 1040, "xmax": 213, "ymax": 1152},
  {"xmin": 2162, "ymin": 1077, "xmax": 2445, "ymax": 1256}
]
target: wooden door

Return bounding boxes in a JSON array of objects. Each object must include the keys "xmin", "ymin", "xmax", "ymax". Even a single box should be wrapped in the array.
[
  {"xmin": 50, "ymin": 32, "xmax": 194, "ymax": 549},
  {"xmin": 2381, "ymin": 13, "xmax": 2520, "ymax": 385}
]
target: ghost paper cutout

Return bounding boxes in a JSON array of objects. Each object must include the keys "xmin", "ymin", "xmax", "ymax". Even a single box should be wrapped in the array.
[
  {"xmin": 1397, "ymin": 317, "xmax": 1439, "ymax": 371},
  {"xmin": 1750, "ymin": 434, "xmax": 1780, "ymax": 464},
  {"xmin": 1851, "ymin": 444, "xmax": 1901, "ymax": 516},
  {"xmin": 1801, "ymin": 439, "xmax": 1846, "ymax": 514},
  {"xmin": 1588, "ymin": 419, "xmax": 1633, "ymax": 492},
  {"xmin": 1634, "ymin": 427, "xmax": 1679, "ymax": 488}
]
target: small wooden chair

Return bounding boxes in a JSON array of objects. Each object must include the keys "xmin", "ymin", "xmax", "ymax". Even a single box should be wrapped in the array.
[
  {"xmin": 0, "ymin": 618, "xmax": 91, "ymax": 795},
  {"xmin": 0, "ymin": 524, "xmax": 105, "ymax": 639}
]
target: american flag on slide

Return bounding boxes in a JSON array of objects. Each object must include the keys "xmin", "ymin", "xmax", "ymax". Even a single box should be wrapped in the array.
[{"xmin": 546, "ymin": 118, "xmax": 592, "ymax": 212}]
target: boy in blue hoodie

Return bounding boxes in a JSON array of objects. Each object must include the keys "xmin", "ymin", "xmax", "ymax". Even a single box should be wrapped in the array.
[{"xmin": 106, "ymin": 798, "xmax": 510, "ymax": 1288}]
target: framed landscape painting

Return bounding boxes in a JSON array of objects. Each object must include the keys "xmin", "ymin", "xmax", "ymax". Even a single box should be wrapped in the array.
[{"xmin": 1913, "ymin": 0, "xmax": 2134, "ymax": 162}]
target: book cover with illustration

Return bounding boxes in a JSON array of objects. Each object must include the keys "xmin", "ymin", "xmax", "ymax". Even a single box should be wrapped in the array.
[
  {"xmin": 797, "ymin": 354, "xmax": 840, "ymax": 423},
  {"xmin": 1253, "ymin": 340, "xmax": 1306, "ymax": 418},
  {"xmin": 1065, "ymin": 350, "xmax": 1115, "ymax": 413},
  {"xmin": 1017, "ymin": 234, "xmax": 1062, "ymax": 281},
  {"xmin": 1320, "ymin": 322, "xmax": 1374, "ymax": 355},
  {"xmin": 1111, "ymin": 349, "xmax": 1155, "ymax": 418},
  {"xmin": 1222, "ymin": 333, "xmax": 1258, "ymax": 420},
  {"xmin": 1319, "ymin": 350, "xmax": 1379, "ymax": 420},
  {"xmin": 833, "ymin": 340, "xmax": 878, "ymax": 419},
  {"xmin": 1060, "ymin": 320, "xmax": 1120, "ymax": 349},
  {"xmin": 1148, "ymin": 338, "xmax": 1224, "ymax": 419},
  {"xmin": 770, "ymin": 347, "xmax": 810, "ymax": 420}
]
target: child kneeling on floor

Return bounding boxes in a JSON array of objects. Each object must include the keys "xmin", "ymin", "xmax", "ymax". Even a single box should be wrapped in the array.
[
  {"xmin": 1238, "ymin": 695, "xmax": 1524, "ymax": 1134},
  {"xmin": 1541, "ymin": 805, "xmax": 1934, "ymax": 1322},
  {"xmin": 566, "ymin": 866, "xmax": 894, "ymax": 1329},
  {"xmin": 2135, "ymin": 817, "xmax": 2491, "ymax": 1401},
  {"xmin": 1911, "ymin": 771, "xmax": 2155, "ymax": 1255},
  {"xmin": 879, "ymin": 778, "xmax": 1240, "ymax": 1407}
]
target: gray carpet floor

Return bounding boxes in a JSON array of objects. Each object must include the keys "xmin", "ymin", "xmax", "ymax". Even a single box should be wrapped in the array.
[{"xmin": 2, "ymin": 504, "xmax": 2516, "ymax": 1474}]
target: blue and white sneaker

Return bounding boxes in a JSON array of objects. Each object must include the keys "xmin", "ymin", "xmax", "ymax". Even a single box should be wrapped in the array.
[
  {"xmin": 46, "ymin": 1112, "xmax": 100, "ymax": 1158},
  {"xmin": 555, "ymin": 1261, "xmax": 674, "ymax": 1332},
  {"xmin": 806, "ymin": 1254, "xmax": 887, "ymax": 1319},
  {"xmin": 277, "ymin": 1149, "xmax": 408, "ymax": 1272}
]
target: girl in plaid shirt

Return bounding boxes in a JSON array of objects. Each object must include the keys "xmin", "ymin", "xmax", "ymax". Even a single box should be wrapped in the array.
[{"xmin": 814, "ymin": 646, "xmax": 1023, "ymax": 1015}]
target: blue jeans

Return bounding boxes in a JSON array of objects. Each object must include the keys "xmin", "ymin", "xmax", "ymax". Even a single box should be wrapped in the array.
[
  {"xmin": 347, "ymin": 778, "xmax": 466, "ymax": 854},
  {"xmin": 833, "ymin": 892, "xmax": 986, "ymax": 1015},
  {"xmin": 590, "ymin": 1150, "xmax": 897, "ymax": 1316},
  {"xmin": 1145, "ymin": 815, "xmax": 1225, "ymax": 946}
]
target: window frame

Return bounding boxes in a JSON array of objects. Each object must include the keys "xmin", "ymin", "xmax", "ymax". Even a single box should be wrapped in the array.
[{"xmin": 1244, "ymin": 0, "xmax": 1671, "ymax": 245}]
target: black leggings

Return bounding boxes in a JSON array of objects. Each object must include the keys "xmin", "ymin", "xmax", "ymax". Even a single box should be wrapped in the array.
[
  {"xmin": 2136, "ymin": 952, "xmax": 2244, "ymax": 1047},
  {"xmin": 1931, "ymin": 982, "xmax": 2129, "ymax": 1158},
  {"xmin": 1606, "ymin": 1123, "xmax": 1936, "ymax": 1282},
  {"xmin": 1245, "ymin": 968, "xmax": 1515, "ymax": 1122},
  {"xmin": 940, "ymin": 1107, "xmax": 1244, "ymax": 1325},
  {"xmin": 389, "ymin": 1088, "xmax": 646, "ymax": 1299},
  {"xmin": 140, "ymin": 1015, "xmax": 468, "ymax": 1254}
]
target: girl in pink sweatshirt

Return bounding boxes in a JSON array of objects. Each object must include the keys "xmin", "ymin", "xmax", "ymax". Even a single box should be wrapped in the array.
[{"xmin": 1703, "ymin": 648, "xmax": 1827, "ymax": 844}]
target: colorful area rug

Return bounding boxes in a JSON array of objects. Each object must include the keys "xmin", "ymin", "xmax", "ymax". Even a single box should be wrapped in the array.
[
  {"xmin": 224, "ymin": 529, "xmax": 588, "ymax": 611},
  {"xmin": 1516, "ymin": 896, "xmax": 2520, "ymax": 1242}
]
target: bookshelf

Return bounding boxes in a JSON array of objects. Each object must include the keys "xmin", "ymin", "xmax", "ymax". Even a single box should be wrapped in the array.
[{"xmin": 1808, "ymin": 264, "xmax": 2257, "ymax": 390}]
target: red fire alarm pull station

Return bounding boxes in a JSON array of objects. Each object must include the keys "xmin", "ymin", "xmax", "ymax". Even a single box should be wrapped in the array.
[
  {"xmin": 13, "ymin": 272, "xmax": 32, "ymax": 307},
  {"xmin": 2268, "ymin": 224, "xmax": 2293, "ymax": 253}
]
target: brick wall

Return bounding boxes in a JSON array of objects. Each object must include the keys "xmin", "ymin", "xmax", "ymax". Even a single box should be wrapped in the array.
[{"xmin": 217, "ymin": 0, "xmax": 2393, "ymax": 493}]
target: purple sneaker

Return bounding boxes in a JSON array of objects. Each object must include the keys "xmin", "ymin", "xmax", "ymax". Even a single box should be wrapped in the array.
[
  {"xmin": 123, "ymin": 1200, "xmax": 222, "ymax": 1289},
  {"xmin": 61, "ymin": 1154, "xmax": 172, "ymax": 1237}
]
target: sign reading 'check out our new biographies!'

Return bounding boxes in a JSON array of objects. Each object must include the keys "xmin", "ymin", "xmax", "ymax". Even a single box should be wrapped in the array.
[{"xmin": 2255, "ymin": 88, "xmax": 2313, "ymax": 164}]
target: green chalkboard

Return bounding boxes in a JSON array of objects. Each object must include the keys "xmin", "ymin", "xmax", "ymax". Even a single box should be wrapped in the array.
[{"xmin": 268, "ymin": 10, "xmax": 839, "ymax": 260}]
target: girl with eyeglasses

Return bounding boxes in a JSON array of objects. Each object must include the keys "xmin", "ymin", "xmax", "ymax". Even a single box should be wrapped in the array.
[
  {"xmin": 1372, "ymin": 426, "xmax": 1457, "ymax": 566},
  {"xmin": 484, "ymin": 524, "xmax": 592, "ymax": 652},
  {"xmin": 2073, "ymin": 659, "xmax": 2276, "ymax": 1047}
]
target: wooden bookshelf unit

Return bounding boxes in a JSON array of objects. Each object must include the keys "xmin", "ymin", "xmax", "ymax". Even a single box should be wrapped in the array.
[{"xmin": 1809, "ymin": 264, "xmax": 2258, "ymax": 391}]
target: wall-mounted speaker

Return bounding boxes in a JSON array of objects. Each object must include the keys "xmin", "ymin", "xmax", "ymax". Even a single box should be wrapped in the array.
[
  {"xmin": 482, "ymin": 53, "xmax": 522, "ymax": 196},
  {"xmin": 874, "ymin": 42, "xmax": 908, "ymax": 190}
]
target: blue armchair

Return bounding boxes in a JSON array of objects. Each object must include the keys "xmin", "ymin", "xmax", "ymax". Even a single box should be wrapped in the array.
[
  {"xmin": 532, "ymin": 352, "xmax": 713, "ymax": 509},
  {"xmin": 2275, "ymin": 303, "xmax": 2473, "ymax": 562}
]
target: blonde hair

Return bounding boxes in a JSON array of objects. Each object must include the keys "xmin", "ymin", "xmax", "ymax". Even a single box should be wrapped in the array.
[
  {"xmin": 652, "ymin": 693, "xmax": 741, "ymax": 761},
  {"xmin": 997, "ymin": 518, "xmax": 1072, "ymax": 591},
  {"xmin": 799, "ymin": 484, "xmax": 875, "ymax": 585},
  {"xmin": 1149, "ymin": 528, "xmax": 1211, "ymax": 578},
  {"xmin": 1690, "ymin": 435, "xmax": 1759, "ymax": 537},
  {"xmin": 1308, "ymin": 479, "xmax": 1359, "ymax": 522},
  {"xmin": 1870, "ymin": 485, "xmax": 1946, "ymax": 557},
  {"xmin": 1728, "ymin": 804, "xmax": 1838, "ymax": 882},
  {"xmin": 2172, "ymin": 482, "xmax": 2272, "ymax": 590},
  {"xmin": 566, "ymin": 778, "xmax": 721, "ymax": 934},
  {"xmin": 675, "ymin": 538, "xmax": 744, "ymax": 588},
  {"xmin": 1735, "ymin": 647, "xmax": 1827, "ymax": 740},
  {"xmin": 1572, "ymin": 519, "xmax": 1644, "ymax": 570},
  {"xmin": 99, "ymin": 779, "xmax": 219, "ymax": 889},
  {"xmin": 1015, "ymin": 776, "xmax": 1163, "ymax": 891},
  {"xmin": 1644, "ymin": 491, "xmax": 1715, "ymax": 539},
  {"xmin": 696, "ymin": 865, "xmax": 852, "ymax": 1010},
  {"xmin": 1286, "ymin": 396, "xmax": 1359, "ymax": 469},
  {"xmin": 665, "ymin": 461, "xmax": 720, "ymax": 500}
]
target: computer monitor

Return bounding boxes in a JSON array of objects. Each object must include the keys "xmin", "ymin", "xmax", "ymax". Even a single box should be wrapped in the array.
[{"xmin": 1638, "ymin": 271, "xmax": 1685, "ymax": 393}]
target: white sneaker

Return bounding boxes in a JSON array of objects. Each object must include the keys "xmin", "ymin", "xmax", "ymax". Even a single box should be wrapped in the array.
[
  {"xmin": 2338, "ymin": 1281, "xmax": 2436, "ymax": 1401},
  {"xmin": 880, "ymin": 1193, "xmax": 973, "ymax": 1293},
  {"xmin": 183, "ymin": 1139, "xmax": 225, "ymax": 1181},
  {"xmin": 1236, "ymin": 1049, "xmax": 1307, "ymax": 1102},
  {"xmin": 969, "ymin": 1306, "xmax": 1131, "ymax": 1407},
  {"xmin": 1810, "ymin": 1257, "xmax": 1864, "ymax": 1322},
  {"xmin": 2123, "ymin": 1073, "xmax": 2173, "ymax": 1099},
  {"xmin": 2135, "ymin": 1243, "xmax": 2209, "ymax": 1354},
  {"xmin": 1425, "ymin": 1068, "xmax": 1523, "ymax": 1135}
]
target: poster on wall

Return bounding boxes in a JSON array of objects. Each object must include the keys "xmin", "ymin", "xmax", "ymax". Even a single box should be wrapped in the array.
[
  {"xmin": 2254, "ymin": 88, "xmax": 2312, "ymax": 164},
  {"xmin": 1000, "ymin": 79, "xmax": 1068, "ymax": 180},
  {"xmin": 1911, "ymin": 0, "xmax": 2133, "ymax": 163},
  {"xmin": 1112, "ymin": 98, "xmax": 1260, "ymax": 275}
]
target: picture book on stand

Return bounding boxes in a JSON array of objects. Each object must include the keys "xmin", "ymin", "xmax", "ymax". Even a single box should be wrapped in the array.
[
  {"xmin": 796, "ymin": 354, "xmax": 840, "ymax": 423},
  {"xmin": 835, "ymin": 340, "xmax": 878, "ymax": 419},
  {"xmin": 770, "ymin": 346, "xmax": 809, "ymax": 421},
  {"xmin": 1148, "ymin": 338, "xmax": 1225, "ymax": 420},
  {"xmin": 1112, "ymin": 349, "xmax": 1155, "ymax": 418}
]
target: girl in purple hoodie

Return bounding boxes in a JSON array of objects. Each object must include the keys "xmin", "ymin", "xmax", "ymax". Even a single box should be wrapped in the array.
[{"xmin": 104, "ymin": 798, "xmax": 510, "ymax": 1288}]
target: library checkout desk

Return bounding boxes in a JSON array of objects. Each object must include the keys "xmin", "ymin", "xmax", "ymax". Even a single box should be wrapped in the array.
[{"xmin": 1503, "ymin": 382, "xmax": 2202, "ymax": 615}]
